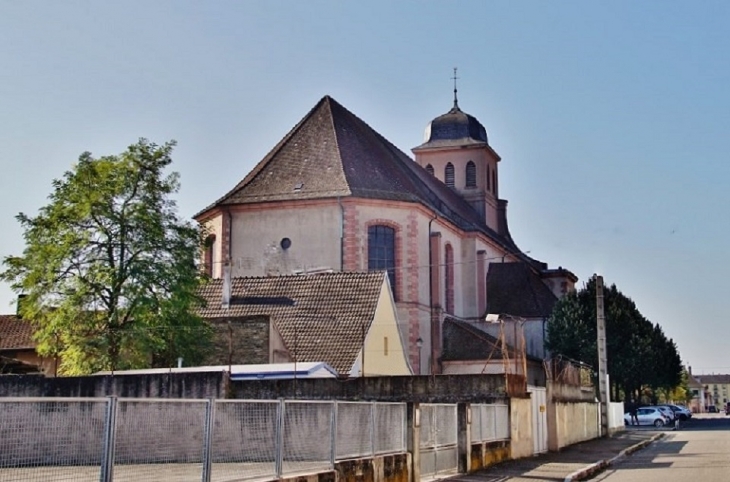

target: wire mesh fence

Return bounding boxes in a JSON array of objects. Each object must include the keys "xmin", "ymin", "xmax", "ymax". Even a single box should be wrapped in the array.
[
  {"xmin": 0, "ymin": 398, "xmax": 108, "ymax": 482},
  {"xmin": 471, "ymin": 403, "xmax": 510, "ymax": 443},
  {"xmin": 0, "ymin": 397, "xmax": 409, "ymax": 482}
]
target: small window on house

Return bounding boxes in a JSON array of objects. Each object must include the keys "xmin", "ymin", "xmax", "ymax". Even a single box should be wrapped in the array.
[
  {"xmin": 492, "ymin": 169, "xmax": 497, "ymax": 196},
  {"xmin": 426, "ymin": 164, "xmax": 434, "ymax": 176},
  {"xmin": 465, "ymin": 161, "xmax": 476, "ymax": 188},
  {"xmin": 486, "ymin": 165, "xmax": 491, "ymax": 191},
  {"xmin": 384, "ymin": 337, "xmax": 389, "ymax": 356},
  {"xmin": 445, "ymin": 162, "xmax": 455, "ymax": 188}
]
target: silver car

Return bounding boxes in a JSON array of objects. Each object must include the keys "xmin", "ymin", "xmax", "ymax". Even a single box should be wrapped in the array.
[{"xmin": 624, "ymin": 407, "xmax": 667, "ymax": 427}]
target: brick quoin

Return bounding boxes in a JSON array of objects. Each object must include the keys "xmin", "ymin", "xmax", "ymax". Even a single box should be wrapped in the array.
[
  {"xmin": 343, "ymin": 206, "xmax": 360, "ymax": 271},
  {"xmin": 405, "ymin": 212, "xmax": 421, "ymax": 369}
]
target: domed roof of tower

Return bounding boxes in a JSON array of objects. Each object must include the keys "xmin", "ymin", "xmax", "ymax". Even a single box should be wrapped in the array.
[{"xmin": 414, "ymin": 104, "xmax": 488, "ymax": 150}]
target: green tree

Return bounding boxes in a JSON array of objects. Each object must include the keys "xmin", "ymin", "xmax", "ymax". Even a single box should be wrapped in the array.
[
  {"xmin": 2, "ymin": 139, "xmax": 211, "ymax": 374},
  {"xmin": 546, "ymin": 277, "xmax": 683, "ymax": 401}
]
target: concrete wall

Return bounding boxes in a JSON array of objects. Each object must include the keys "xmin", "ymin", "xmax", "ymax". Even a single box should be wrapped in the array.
[
  {"xmin": 548, "ymin": 402, "xmax": 600, "ymax": 451},
  {"xmin": 469, "ymin": 441, "xmax": 510, "ymax": 472},
  {"xmin": 509, "ymin": 397, "xmax": 533, "ymax": 459},
  {"xmin": 0, "ymin": 372, "xmax": 506, "ymax": 403},
  {"xmin": 334, "ymin": 453, "xmax": 410, "ymax": 482},
  {"xmin": 0, "ymin": 372, "xmax": 226, "ymax": 398}
]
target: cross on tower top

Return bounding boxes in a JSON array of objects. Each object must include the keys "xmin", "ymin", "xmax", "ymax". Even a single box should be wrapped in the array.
[{"xmin": 451, "ymin": 67, "xmax": 459, "ymax": 109}]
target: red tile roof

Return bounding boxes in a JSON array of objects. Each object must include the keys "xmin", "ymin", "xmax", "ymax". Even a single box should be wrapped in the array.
[
  {"xmin": 197, "ymin": 271, "xmax": 387, "ymax": 375},
  {"xmin": 0, "ymin": 315, "xmax": 35, "ymax": 350}
]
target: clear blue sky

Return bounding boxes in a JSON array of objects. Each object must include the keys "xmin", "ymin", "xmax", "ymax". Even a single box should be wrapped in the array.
[{"xmin": 1, "ymin": 1, "xmax": 728, "ymax": 374}]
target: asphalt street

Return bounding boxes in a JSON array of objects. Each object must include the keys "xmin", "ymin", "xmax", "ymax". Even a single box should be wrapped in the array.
[{"xmin": 593, "ymin": 413, "xmax": 730, "ymax": 481}]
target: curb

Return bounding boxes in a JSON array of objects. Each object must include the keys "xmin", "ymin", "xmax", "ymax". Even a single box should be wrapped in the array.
[{"xmin": 563, "ymin": 433, "xmax": 665, "ymax": 482}]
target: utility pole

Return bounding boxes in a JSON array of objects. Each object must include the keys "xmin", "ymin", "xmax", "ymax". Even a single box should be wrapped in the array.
[{"xmin": 595, "ymin": 275, "xmax": 609, "ymax": 436}]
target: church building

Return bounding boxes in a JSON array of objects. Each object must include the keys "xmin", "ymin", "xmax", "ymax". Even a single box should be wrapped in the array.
[{"xmin": 194, "ymin": 89, "xmax": 576, "ymax": 375}]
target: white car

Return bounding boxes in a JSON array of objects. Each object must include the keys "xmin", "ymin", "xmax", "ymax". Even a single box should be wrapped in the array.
[
  {"xmin": 666, "ymin": 404, "xmax": 692, "ymax": 421},
  {"xmin": 654, "ymin": 405, "xmax": 676, "ymax": 422},
  {"xmin": 624, "ymin": 407, "xmax": 668, "ymax": 427}
]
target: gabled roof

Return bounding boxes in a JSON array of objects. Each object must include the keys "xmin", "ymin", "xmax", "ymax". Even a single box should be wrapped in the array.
[
  {"xmin": 194, "ymin": 95, "xmax": 532, "ymax": 259},
  {"xmin": 0, "ymin": 315, "xmax": 35, "ymax": 351},
  {"xmin": 486, "ymin": 262, "xmax": 558, "ymax": 319},
  {"xmin": 697, "ymin": 374, "xmax": 730, "ymax": 385},
  {"xmin": 442, "ymin": 318, "xmax": 507, "ymax": 362},
  {"xmin": 197, "ymin": 271, "xmax": 387, "ymax": 375}
]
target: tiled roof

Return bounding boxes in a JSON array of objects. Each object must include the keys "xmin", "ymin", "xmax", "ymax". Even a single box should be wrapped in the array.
[
  {"xmin": 697, "ymin": 374, "xmax": 730, "ymax": 385},
  {"xmin": 441, "ymin": 318, "xmax": 507, "ymax": 362},
  {"xmin": 197, "ymin": 271, "xmax": 386, "ymax": 375},
  {"xmin": 194, "ymin": 95, "xmax": 535, "ymax": 260},
  {"xmin": 0, "ymin": 315, "xmax": 35, "ymax": 350},
  {"xmin": 486, "ymin": 262, "xmax": 558, "ymax": 319}
]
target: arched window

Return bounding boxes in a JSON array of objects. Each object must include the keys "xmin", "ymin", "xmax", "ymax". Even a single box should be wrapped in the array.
[
  {"xmin": 426, "ymin": 164, "xmax": 434, "ymax": 176},
  {"xmin": 445, "ymin": 162, "xmax": 455, "ymax": 188},
  {"xmin": 368, "ymin": 225, "xmax": 397, "ymax": 300},
  {"xmin": 465, "ymin": 161, "xmax": 476, "ymax": 188},
  {"xmin": 486, "ymin": 165, "xmax": 491, "ymax": 191},
  {"xmin": 492, "ymin": 169, "xmax": 497, "ymax": 196},
  {"xmin": 203, "ymin": 234, "xmax": 216, "ymax": 277},
  {"xmin": 444, "ymin": 244, "xmax": 455, "ymax": 314}
]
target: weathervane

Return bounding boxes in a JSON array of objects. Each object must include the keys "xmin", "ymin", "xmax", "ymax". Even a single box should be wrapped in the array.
[{"xmin": 451, "ymin": 67, "xmax": 459, "ymax": 109}]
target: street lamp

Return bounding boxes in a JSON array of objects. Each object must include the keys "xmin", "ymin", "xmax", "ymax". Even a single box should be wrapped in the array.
[{"xmin": 416, "ymin": 337, "xmax": 424, "ymax": 375}]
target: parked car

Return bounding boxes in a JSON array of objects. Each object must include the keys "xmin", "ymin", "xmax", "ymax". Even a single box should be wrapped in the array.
[
  {"xmin": 654, "ymin": 405, "xmax": 676, "ymax": 422},
  {"xmin": 624, "ymin": 407, "xmax": 668, "ymax": 427},
  {"xmin": 666, "ymin": 404, "xmax": 692, "ymax": 421}
]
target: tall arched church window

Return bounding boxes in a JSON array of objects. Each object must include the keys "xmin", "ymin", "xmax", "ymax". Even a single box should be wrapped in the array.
[
  {"xmin": 444, "ymin": 244, "xmax": 455, "ymax": 314},
  {"xmin": 203, "ymin": 234, "xmax": 216, "ymax": 277},
  {"xmin": 492, "ymin": 169, "xmax": 497, "ymax": 196},
  {"xmin": 465, "ymin": 161, "xmax": 476, "ymax": 188},
  {"xmin": 486, "ymin": 165, "xmax": 491, "ymax": 191},
  {"xmin": 368, "ymin": 225, "xmax": 397, "ymax": 301},
  {"xmin": 426, "ymin": 164, "xmax": 434, "ymax": 176},
  {"xmin": 445, "ymin": 162, "xmax": 455, "ymax": 188}
]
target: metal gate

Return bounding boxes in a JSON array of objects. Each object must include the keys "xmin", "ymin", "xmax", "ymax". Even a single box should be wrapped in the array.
[
  {"xmin": 419, "ymin": 403, "xmax": 458, "ymax": 480},
  {"xmin": 528, "ymin": 386, "xmax": 548, "ymax": 454}
]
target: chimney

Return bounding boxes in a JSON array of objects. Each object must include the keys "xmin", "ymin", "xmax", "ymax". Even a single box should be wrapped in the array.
[
  {"xmin": 222, "ymin": 262, "xmax": 231, "ymax": 309},
  {"xmin": 688, "ymin": 366, "xmax": 692, "ymax": 376},
  {"xmin": 16, "ymin": 294, "xmax": 27, "ymax": 319}
]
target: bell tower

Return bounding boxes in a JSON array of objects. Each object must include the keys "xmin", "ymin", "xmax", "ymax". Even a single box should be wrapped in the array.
[{"xmin": 412, "ymin": 77, "xmax": 502, "ymax": 232}]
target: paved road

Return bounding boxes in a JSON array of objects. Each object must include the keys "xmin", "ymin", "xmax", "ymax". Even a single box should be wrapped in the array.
[{"xmin": 593, "ymin": 413, "xmax": 730, "ymax": 481}]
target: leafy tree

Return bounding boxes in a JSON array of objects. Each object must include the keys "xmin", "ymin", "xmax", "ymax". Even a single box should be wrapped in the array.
[
  {"xmin": 2, "ymin": 139, "xmax": 211, "ymax": 374},
  {"xmin": 546, "ymin": 276, "xmax": 683, "ymax": 401}
]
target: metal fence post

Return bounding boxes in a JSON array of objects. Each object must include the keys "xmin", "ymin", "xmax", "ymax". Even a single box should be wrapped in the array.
[
  {"xmin": 330, "ymin": 401, "xmax": 337, "ymax": 469},
  {"xmin": 275, "ymin": 399, "xmax": 284, "ymax": 478},
  {"xmin": 99, "ymin": 396, "xmax": 117, "ymax": 482},
  {"xmin": 201, "ymin": 398, "xmax": 216, "ymax": 482},
  {"xmin": 369, "ymin": 402, "xmax": 376, "ymax": 456}
]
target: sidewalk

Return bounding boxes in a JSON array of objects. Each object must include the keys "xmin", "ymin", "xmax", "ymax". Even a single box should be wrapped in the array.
[{"xmin": 448, "ymin": 430, "xmax": 664, "ymax": 482}]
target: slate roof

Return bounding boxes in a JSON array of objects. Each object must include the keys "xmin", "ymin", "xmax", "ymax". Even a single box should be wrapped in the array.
[
  {"xmin": 195, "ymin": 95, "xmax": 537, "ymax": 263},
  {"xmin": 486, "ymin": 262, "xmax": 558, "ymax": 319},
  {"xmin": 697, "ymin": 374, "xmax": 730, "ymax": 385},
  {"xmin": 413, "ymin": 105, "xmax": 489, "ymax": 150},
  {"xmin": 0, "ymin": 315, "xmax": 35, "ymax": 351},
  {"xmin": 441, "ymin": 318, "xmax": 508, "ymax": 362},
  {"xmin": 197, "ymin": 271, "xmax": 387, "ymax": 375}
]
